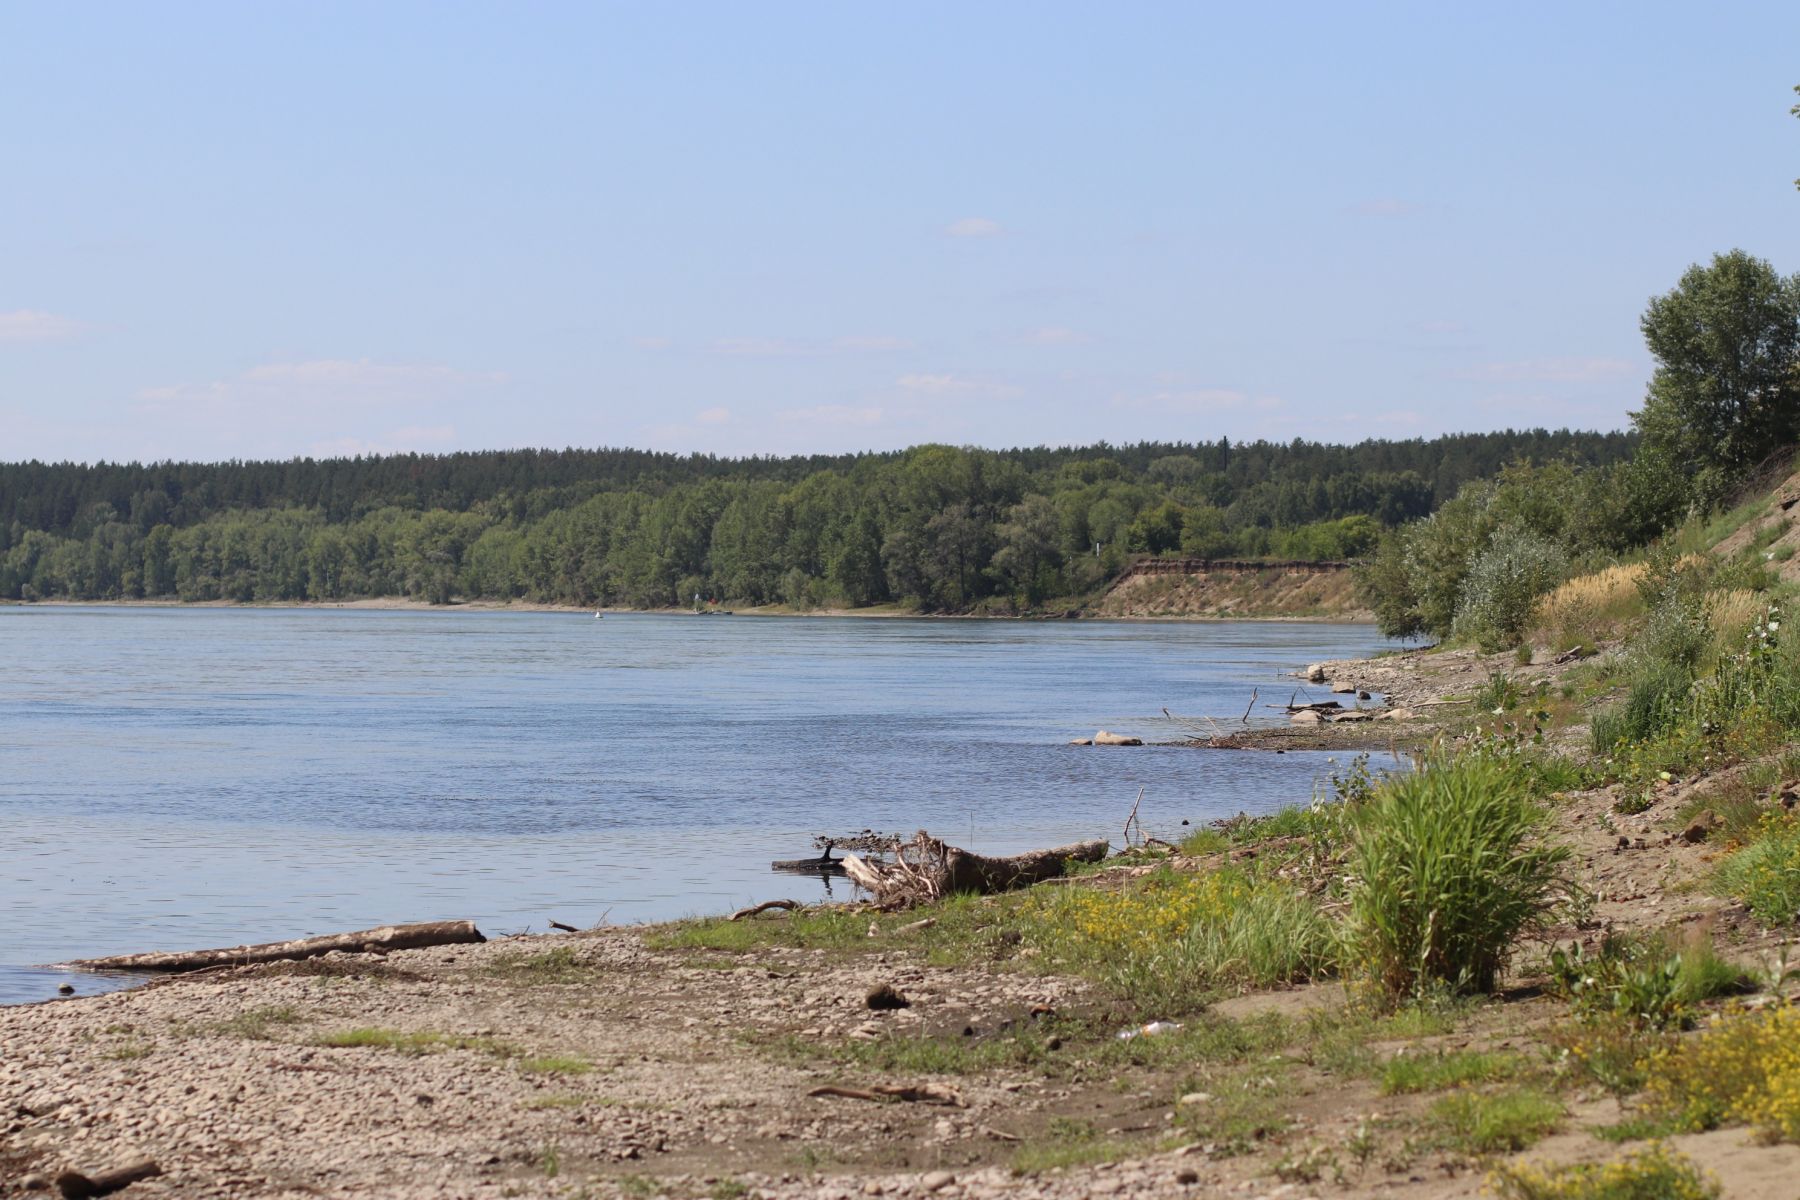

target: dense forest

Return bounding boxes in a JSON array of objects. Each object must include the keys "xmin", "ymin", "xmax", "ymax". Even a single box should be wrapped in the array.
[{"xmin": 0, "ymin": 430, "xmax": 1635, "ymax": 611}]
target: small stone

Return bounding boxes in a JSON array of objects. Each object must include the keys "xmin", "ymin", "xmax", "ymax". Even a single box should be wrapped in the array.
[
  {"xmin": 921, "ymin": 1171, "xmax": 955, "ymax": 1192},
  {"xmin": 1305, "ymin": 664, "xmax": 1327, "ymax": 683},
  {"xmin": 57, "ymin": 983, "xmax": 74, "ymax": 995},
  {"xmin": 1682, "ymin": 810, "xmax": 1719, "ymax": 844},
  {"xmin": 1175, "ymin": 1168, "xmax": 1200, "ymax": 1184},
  {"xmin": 18, "ymin": 1174, "xmax": 49, "ymax": 1192},
  {"xmin": 1290, "ymin": 710, "xmax": 1322, "ymax": 725},
  {"xmin": 866, "ymin": 984, "xmax": 910, "ymax": 1011},
  {"xmin": 1178, "ymin": 1092, "xmax": 1213, "ymax": 1106},
  {"xmin": 1330, "ymin": 682, "xmax": 1356, "ymax": 694}
]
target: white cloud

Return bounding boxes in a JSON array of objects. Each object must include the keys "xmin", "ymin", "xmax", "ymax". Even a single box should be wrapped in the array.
[
  {"xmin": 1021, "ymin": 326, "xmax": 1092, "ymax": 346},
  {"xmin": 896, "ymin": 373, "xmax": 1021, "ymax": 398},
  {"xmin": 777, "ymin": 404, "xmax": 885, "ymax": 426},
  {"xmin": 945, "ymin": 217, "xmax": 1002, "ymax": 238},
  {"xmin": 1458, "ymin": 357, "xmax": 1639, "ymax": 383},
  {"xmin": 0, "ymin": 309, "xmax": 83, "ymax": 343},
  {"xmin": 695, "ymin": 406, "xmax": 732, "ymax": 425}
]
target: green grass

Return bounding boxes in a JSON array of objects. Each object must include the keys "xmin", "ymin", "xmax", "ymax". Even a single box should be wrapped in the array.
[
  {"xmin": 1423, "ymin": 1088, "xmax": 1562, "ymax": 1154},
  {"xmin": 1172, "ymin": 1063, "xmax": 1296, "ymax": 1156},
  {"xmin": 521, "ymin": 1093, "xmax": 592, "ymax": 1110},
  {"xmin": 1295, "ymin": 999, "xmax": 1467, "ymax": 1077},
  {"xmin": 318, "ymin": 1027, "xmax": 516, "ymax": 1057},
  {"xmin": 1380, "ymin": 1049, "xmax": 1527, "ymax": 1094},
  {"xmin": 766, "ymin": 1009, "xmax": 1291, "ymax": 1082},
  {"xmin": 213, "ymin": 1004, "xmax": 305, "ymax": 1040},
  {"xmin": 519, "ymin": 1055, "xmax": 593, "ymax": 1075},
  {"xmin": 484, "ymin": 946, "xmax": 593, "ymax": 983},
  {"xmin": 648, "ymin": 906, "xmax": 875, "ymax": 954},
  {"xmin": 99, "ymin": 1039, "xmax": 155, "ymax": 1060},
  {"xmin": 1010, "ymin": 1118, "xmax": 1141, "ymax": 1173}
]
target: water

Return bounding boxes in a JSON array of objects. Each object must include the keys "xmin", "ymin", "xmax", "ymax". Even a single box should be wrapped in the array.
[{"xmin": 1, "ymin": 606, "xmax": 1392, "ymax": 1005}]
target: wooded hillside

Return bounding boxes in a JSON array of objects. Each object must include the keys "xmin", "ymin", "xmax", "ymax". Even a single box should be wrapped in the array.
[{"xmin": 0, "ymin": 431, "xmax": 1634, "ymax": 611}]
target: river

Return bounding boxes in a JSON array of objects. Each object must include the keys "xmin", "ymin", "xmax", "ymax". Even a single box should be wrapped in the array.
[{"xmin": 0, "ymin": 606, "xmax": 1393, "ymax": 1004}]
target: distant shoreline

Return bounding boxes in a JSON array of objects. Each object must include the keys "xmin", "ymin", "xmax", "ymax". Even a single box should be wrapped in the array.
[{"xmin": 3, "ymin": 596, "xmax": 1375, "ymax": 623}]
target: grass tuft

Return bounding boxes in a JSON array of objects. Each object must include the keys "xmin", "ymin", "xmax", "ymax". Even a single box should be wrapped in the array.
[{"xmin": 1345, "ymin": 755, "xmax": 1570, "ymax": 1000}]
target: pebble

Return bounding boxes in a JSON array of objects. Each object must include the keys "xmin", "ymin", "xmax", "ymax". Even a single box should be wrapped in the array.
[{"xmin": 921, "ymin": 1171, "xmax": 956, "ymax": 1192}]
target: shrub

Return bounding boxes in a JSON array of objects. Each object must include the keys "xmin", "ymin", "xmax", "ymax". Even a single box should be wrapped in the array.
[
  {"xmin": 1453, "ymin": 525, "xmax": 1570, "ymax": 650},
  {"xmin": 1491, "ymin": 1142, "xmax": 1718, "ymax": 1200},
  {"xmin": 1345, "ymin": 756, "xmax": 1570, "ymax": 999},
  {"xmin": 1644, "ymin": 1003, "xmax": 1800, "ymax": 1140}
]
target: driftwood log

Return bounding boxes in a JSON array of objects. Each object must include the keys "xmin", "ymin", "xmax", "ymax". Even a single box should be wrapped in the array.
[
  {"xmin": 843, "ymin": 832, "xmax": 1108, "ymax": 909},
  {"xmin": 62, "ymin": 920, "xmax": 486, "ymax": 973}
]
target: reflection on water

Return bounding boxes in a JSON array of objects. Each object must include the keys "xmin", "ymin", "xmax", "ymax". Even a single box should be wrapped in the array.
[{"xmin": 1, "ymin": 607, "xmax": 1394, "ymax": 1004}]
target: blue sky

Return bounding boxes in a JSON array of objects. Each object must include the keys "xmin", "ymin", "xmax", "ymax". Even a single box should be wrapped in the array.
[{"xmin": 4, "ymin": 2, "xmax": 1798, "ymax": 464}]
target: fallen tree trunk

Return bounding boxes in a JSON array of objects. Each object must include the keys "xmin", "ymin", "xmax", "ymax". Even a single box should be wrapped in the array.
[
  {"xmin": 843, "ymin": 832, "xmax": 1108, "ymax": 908},
  {"xmin": 61, "ymin": 920, "xmax": 486, "ymax": 973}
]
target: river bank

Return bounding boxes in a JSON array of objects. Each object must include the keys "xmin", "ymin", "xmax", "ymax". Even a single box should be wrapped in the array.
[{"xmin": 9, "ymin": 634, "xmax": 1800, "ymax": 1199}]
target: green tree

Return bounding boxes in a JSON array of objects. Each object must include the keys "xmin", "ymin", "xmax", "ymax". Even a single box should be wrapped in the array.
[{"xmin": 1634, "ymin": 250, "xmax": 1800, "ymax": 507}]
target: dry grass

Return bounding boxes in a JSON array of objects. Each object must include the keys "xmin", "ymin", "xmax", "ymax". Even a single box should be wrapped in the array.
[
  {"xmin": 1533, "ymin": 563, "xmax": 1647, "ymax": 650},
  {"xmin": 1707, "ymin": 589, "xmax": 1764, "ymax": 660}
]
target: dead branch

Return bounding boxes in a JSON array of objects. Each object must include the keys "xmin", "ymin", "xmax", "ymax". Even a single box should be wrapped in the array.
[
  {"xmin": 548, "ymin": 920, "xmax": 578, "ymax": 933},
  {"xmin": 842, "ymin": 831, "xmax": 1109, "ymax": 909},
  {"xmin": 1122, "ymin": 785, "xmax": 1146, "ymax": 847},
  {"xmin": 806, "ymin": 1083, "xmax": 967, "ymax": 1107},
  {"xmin": 1241, "ymin": 687, "xmax": 1258, "ymax": 722},
  {"xmin": 727, "ymin": 899, "xmax": 801, "ymax": 921}
]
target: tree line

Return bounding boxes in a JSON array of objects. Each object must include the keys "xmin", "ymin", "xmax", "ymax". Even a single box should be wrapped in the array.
[{"xmin": 1, "ymin": 432, "xmax": 1635, "ymax": 612}]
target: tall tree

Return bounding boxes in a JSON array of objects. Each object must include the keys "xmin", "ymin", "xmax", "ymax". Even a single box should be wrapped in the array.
[{"xmin": 1634, "ymin": 249, "xmax": 1800, "ymax": 508}]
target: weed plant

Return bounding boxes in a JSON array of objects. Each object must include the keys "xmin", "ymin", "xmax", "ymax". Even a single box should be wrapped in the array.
[{"xmin": 1715, "ymin": 810, "xmax": 1800, "ymax": 923}]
